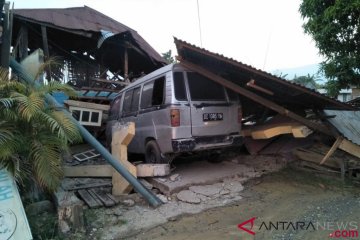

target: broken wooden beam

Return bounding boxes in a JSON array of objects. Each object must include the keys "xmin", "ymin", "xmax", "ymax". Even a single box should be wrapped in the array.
[
  {"xmin": 320, "ymin": 136, "xmax": 343, "ymax": 165},
  {"xmin": 339, "ymin": 138, "xmax": 360, "ymax": 159}
]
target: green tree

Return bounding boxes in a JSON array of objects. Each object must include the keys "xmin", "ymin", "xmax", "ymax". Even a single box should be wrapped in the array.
[
  {"xmin": 299, "ymin": 0, "xmax": 360, "ymax": 96},
  {"xmin": 292, "ymin": 74, "xmax": 321, "ymax": 90},
  {"xmin": 0, "ymin": 68, "xmax": 82, "ymax": 192},
  {"xmin": 162, "ymin": 50, "xmax": 175, "ymax": 64}
]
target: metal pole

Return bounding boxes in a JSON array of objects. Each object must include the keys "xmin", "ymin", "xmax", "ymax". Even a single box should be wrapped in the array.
[{"xmin": 10, "ymin": 57, "xmax": 162, "ymax": 207}]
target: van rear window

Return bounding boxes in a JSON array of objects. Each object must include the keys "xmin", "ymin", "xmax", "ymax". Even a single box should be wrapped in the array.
[
  {"xmin": 173, "ymin": 72, "xmax": 187, "ymax": 101},
  {"xmin": 187, "ymin": 72, "xmax": 226, "ymax": 101}
]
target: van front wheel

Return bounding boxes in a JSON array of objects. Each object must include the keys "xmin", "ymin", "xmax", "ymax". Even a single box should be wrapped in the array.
[{"xmin": 145, "ymin": 140, "xmax": 162, "ymax": 163}]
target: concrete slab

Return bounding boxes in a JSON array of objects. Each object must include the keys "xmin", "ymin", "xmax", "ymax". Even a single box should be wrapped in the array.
[{"xmin": 148, "ymin": 160, "xmax": 254, "ymax": 195}]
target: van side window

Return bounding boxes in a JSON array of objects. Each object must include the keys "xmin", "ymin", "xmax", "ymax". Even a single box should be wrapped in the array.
[
  {"xmin": 140, "ymin": 77, "xmax": 165, "ymax": 109},
  {"xmin": 173, "ymin": 72, "xmax": 187, "ymax": 101},
  {"xmin": 187, "ymin": 72, "xmax": 226, "ymax": 101},
  {"xmin": 123, "ymin": 87, "xmax": 141, "ymax": 114},
  {"xmin": 123, "ymin": 90, "xmax": 133, "ymax": 113},
  {"xmin": 131, "ymin": 88, "xmax": 141, "ymax": 112},
  {"xmin": 109, "ymin": 94, "xmax": 122, "ymax": 120}
]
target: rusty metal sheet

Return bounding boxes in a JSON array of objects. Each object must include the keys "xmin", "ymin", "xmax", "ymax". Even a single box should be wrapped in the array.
[{"xmin": 325, "ymin": 110, "xmax": 360, "ymax": 146}]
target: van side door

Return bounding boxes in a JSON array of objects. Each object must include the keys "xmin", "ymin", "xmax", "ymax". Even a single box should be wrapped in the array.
[{"xmin": 121, "ymin": 87, "xmax": 141, "ymax": 151}]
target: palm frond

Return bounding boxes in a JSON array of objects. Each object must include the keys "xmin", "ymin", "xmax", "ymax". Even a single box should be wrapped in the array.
[
  {"xmin": 30, "ymin": 140, "xmax": 63, "ymax": 192},
  {"xmin": 11, "ymin": 92, "xmax": 44, "ymax": 121},
  {"xmin": 0, "ymin": 98, "xmax": 13, "ymax": 108},
  {"xmin": 34, "ymin": 56, "xmax": 63, "ymax": 81},
  {"xmin": 0, "ymin": 67, "xmax": 9, "ymax": 81},
  {"xmin": 48, "ymin": 110, "xmax": 82, "ymax": 144},
  {"xmin": 0, "ymin": 121, "xmax": 14, "ymax": 144}
]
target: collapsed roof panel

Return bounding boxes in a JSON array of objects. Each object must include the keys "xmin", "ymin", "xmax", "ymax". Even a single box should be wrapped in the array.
[
  {"xmin": 12, "ymin": 6, "xmax": 166, "ymax": 76},
  {"xmin": 174, "ymin": 38, "xmax": 353, "ymax": 112},
  {"xmin": 324, "ymin": 110, "xmax": 360, "ymax": 146}
]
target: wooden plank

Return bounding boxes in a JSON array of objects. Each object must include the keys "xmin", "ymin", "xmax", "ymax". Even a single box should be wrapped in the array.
[
  {"xmin": 81, "ymin": 86, "xmax": 120, "ymax": 93},
  {"xmin": 61, "ymin": 178, "xmax": 112, "ymax": 191},
  {"xmin": 106, "ymin": 193, "xmax": 120, "ymax": 204},
  {"xmin": 246, "ymin": 79, "xmax": 274, "ymax": 95},
  {"xmin": 77, "ymin": 96, "xmax": 111, "ymax": 102},
  {"xmin": 251, "ymin": 125, "xmax": 292, "ymax": 139},
  {"xmin": 111, "ymin": 122, "xmax": 137, "ymax": 195},
  {"xmin": 90, "ymin": 78, "xmax": 129, "ymax": 86},
  {"xmin": 320, "ymin": 136, "xmax": 343, "ymax": 165},
  {"xmin": 294, "ymin": 148, "xmax": 340, "ymax": 169},
  {"xmin": 179, "ymin": 60, "xmax": 333, "ymax": 136},
  {"xmin": 63, "ymin": 165, "xmax": 113, "ymax": 177},
  {"xmin": 339, "ymin": 138, "xmax": 360, "ymax": 159},
  {"xmin": 64, "ymin": 100, "xmax": 110, "ymax": 111},
  {"xmin": 91, "ymin": 189, "xmax": 116, "ymax": 207},
  {"xmin": 77, "ymin": 190, "xmax": 102, "ymax": 208}
]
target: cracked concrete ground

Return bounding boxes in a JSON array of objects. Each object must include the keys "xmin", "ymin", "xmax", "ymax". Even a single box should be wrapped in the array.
[{"xmin": 82, "ymin": 154, "xmax": 287, "ymax": 239}]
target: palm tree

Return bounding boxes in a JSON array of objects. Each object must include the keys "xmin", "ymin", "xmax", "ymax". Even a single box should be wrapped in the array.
[{"xmin": 0, "ymin": 67, "xmax": 82, "ymax": 192}]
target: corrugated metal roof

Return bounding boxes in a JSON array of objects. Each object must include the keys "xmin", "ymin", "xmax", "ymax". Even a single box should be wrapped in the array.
[
  {"xmin": 174, "ymin": 38, "xmax": 354, "ymax": 111},
  {"xmin": 13, "ymin": 6, "xmax": 133, "ymax": 34},
  {"xmin": 13, "ymin": 6, "xmax": 165, "ymax": 65},
  {"xmin": 324, "ymin": 110, "xmax": 360, "ymax": 146}
]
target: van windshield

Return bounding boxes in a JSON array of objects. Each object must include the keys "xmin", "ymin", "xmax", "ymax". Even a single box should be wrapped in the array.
[{"xmin": 187, "ymin": 72, "xmax": 226, "ymax": 101}]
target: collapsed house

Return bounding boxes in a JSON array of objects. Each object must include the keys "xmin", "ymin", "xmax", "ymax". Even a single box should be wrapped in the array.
[
  {"xmin": 11, "ymin": 6, "xmax": 166, "ymax": 132},
  {"xmin": 12, "ymin": 5, "xmax": 166, "ymax": 101},
  {"xmin": 174, "ymin": 38, "xmax": 360, "ymax": 177}
]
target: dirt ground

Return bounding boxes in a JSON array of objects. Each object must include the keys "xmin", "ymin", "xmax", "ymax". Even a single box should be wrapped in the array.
[
  {"xmin": 128, "ymin": 168, "xmax": 360, "ymax": 240},
  {"xmin": 28, "ymin": 163, "xmax": 360, "ymax": 240}
]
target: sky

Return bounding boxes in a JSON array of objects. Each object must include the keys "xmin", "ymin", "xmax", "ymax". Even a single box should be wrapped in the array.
[{"xmin": 11, "ymin": 0, "xmax": 324, "ymax": 72}]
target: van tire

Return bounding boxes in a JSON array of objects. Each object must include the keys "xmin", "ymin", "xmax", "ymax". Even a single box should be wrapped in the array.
[{"xmin": 145, "ymin": 140, "xmax": 162, "ymax": 163}]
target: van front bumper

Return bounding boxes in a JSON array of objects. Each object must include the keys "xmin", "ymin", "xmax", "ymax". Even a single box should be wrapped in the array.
[{"xmin": 171, "ymin": 135, "xmax": 243, "ymax": 153}]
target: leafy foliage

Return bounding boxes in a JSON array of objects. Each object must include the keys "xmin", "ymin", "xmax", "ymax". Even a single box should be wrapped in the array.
[
  {"xmin": 292, "ymin": 74, "xmax": 322, "ymax": 89},
  {"xmin": 299, "ymin": 0, "xmax": 360, "ymax": 96},
  {"xmin": 162, "ymin": 50, "xmax": 176, "ymax": 64},
  {"xmin": 0, "ymin": 68, "xmax": 82, "ymax": 192}
]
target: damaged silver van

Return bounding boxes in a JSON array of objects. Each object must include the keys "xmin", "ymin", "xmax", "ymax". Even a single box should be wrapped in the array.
[{"xmin": 106, "ymin": 63, "xmax": 242, "ymax": 163}]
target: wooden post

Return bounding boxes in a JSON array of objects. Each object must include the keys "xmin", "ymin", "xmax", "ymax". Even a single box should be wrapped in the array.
[
  {"xmin": 124, "ymin": 47, "xmax": 129, "ymax": 82},
  {"xmin": 20, "ymin": 26, "xmax": 28, "ymax": 59},
  {"xmin": 41, "ymin": 25, "xmax": 51, "ymax": 81},
  {"xmin": 41, "ymin": 25, "xmax": 50, "ymax": 58},
  {"xmin": 111, "ymin": 122, "xmax": 137, "ymax": 195},
  {"xmin": 0, "ymin": 2, "xmax": 11, "ymax": 68}
]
